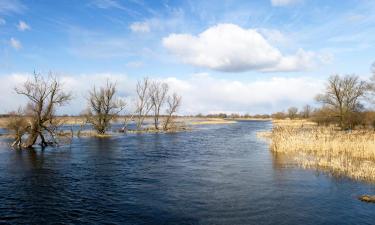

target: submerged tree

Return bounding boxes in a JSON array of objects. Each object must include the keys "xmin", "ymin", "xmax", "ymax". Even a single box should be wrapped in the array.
[
  {"xmin": 14, "ymin": 73, "xmax": 71, "ymax": 148},
  {"xmin": 315, "ymin": 74, "xmax": 369, "ymax": 129},
  {"xmin": 86, "ymin": 80, "xmax": 126, "ymax": 134},
  {"xmin": 134, "ymin": 78, "xmax": 152, "ymax": 130},
  {"xmin": 6, "ymin": 111, "xmax": 29, "ymax": 148},
  {"xmin": 163, "ymin": 93, "xmax": 181, "ymax": 130},
  {"xmin": 149, "ymin": 81, "xmax": 169, "ymax": 130}
]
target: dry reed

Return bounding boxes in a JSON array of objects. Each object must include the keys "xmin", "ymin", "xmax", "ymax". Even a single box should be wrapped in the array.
[{"xmin": 266, "ymin": 120, "xmax": 375, "ymax": 182}]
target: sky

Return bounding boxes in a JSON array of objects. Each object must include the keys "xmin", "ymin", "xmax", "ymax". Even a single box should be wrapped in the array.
[{"xmin": 0, "ymin": 0, "xmax": 375, "ymax": 115}]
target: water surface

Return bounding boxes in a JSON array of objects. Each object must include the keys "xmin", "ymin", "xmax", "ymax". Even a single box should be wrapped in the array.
[{"xmin": 0, "ymin": 121, "xmax": 374, "ymax": 224}]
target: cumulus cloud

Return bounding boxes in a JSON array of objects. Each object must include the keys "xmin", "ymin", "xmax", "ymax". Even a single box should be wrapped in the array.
[
  {"xmin": 130, "ymin": 21, "xmax": 150, "ymax": 33},
  {"xmin": 0, "ymin": 73, "xmax": 323, "ymax": 115},
  {"xmin": 164, "ymin": 74, "xmax": 323, "ymax": 114},
  {"xmin": 17, "ymin": 20, "xmax": 30, "ymax": 31},
  {"xmin": 163, "ymin": 24, "xmax": 319, "ymax": 72},
  {"xmin": 271, "ymin": 0, "xmax": 301, "ymax": 7},
  {"xmin": 9, "ymin": 38, "xmax": 22, "ymax": 50}
]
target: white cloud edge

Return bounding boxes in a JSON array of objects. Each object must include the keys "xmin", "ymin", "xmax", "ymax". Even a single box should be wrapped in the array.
[
  {"xmin": 163, "ymin": 23, "xmax": 327, "ymax": 73},
  {"xmin": 9, "ymin": 37, "xmax": 22, "ymax": 50},
  {"xmin": 17, "ymin": 20, "xmax": 30, "ymax": 31},
  {"xmin": 129, "ymin": 21, "xmax": 150, "ymax": 33},
  {"xmin": 271, "ymin": 0, "xmax": 301, "ymax": 7}
]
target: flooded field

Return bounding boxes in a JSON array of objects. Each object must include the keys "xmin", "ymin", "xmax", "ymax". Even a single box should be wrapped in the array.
[{"xmin": 0, "ymin": 121, "xmax": 374, "ymax": 224}]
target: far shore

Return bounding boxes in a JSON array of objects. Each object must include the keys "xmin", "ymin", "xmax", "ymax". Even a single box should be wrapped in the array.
[{"xmin": 0, "ymin": 116, "xmax": 273, "ymax": 129}]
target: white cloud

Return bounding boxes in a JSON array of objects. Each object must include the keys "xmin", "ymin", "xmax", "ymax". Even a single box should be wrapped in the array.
[
  {"xmin": 0, "ymin": 18, "xmax": 5, "ymax": 25},
  {"xmin": 0, "ymin": 73, "xmax": 324, "ymax": 115},
  {"xmin": 164, "ymin": 74, "xmax": 323, "ymax": 114},
  {"xmin": 17, "ymin": 20, "xmax": 30, "ymax": 31},
  {"xmin": 9, "ymin": 38, "xmax": 22, "ymax": 50},
  {"xmin": 163, "ymin": 23, "xmax": 318, "ymax": 72},
  {"xmin": 126, "ymin": 61, "xmax": 144, "ymax": 68},
  {"xmin": 0, "ymin": 0, "xmax": 25, "ymax": 14},
  {"xmin": 271, "ymin": 0, "xmax": 301, "ymax": 7},
  {"xmin": 90, "ymin": 0, "xmax": 124, "ymax": 9},
  {"xmin": 130, "ymin": 21, "xmax": 150, "ymax": 33},
  {"xmin": 257, "ymin": 28, "xmax": 289, "ymax": 46}
]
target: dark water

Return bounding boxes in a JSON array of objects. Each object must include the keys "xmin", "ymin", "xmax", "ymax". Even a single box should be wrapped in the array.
[{"xmin": 0, "ymin": 121, "xmax": 375, "ymax": 225}]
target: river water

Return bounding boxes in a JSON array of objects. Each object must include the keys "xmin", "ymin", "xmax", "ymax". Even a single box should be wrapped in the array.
[{"xmin": 0, "ymin": 121, "xmax": 374, "ymax": 224}]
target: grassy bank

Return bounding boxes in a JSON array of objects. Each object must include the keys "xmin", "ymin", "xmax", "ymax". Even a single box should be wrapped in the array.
[{"xmin": 260, "ymin": 119, "xmax": 375, "ymax": 182}]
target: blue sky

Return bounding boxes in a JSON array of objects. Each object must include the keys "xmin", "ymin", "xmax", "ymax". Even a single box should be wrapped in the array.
[{"xmin": 0, "ymin": 0, "xmax": 375, "ymax": 114}]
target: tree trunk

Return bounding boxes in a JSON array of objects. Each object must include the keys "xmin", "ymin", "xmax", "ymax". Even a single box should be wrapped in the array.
[{"xmin": 23, "ymin": 132, "xmax": 38, "ymax": 149}]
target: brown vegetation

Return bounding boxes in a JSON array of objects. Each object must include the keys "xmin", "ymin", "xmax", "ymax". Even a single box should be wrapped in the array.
[{"xmin": 262, "ymin": 120, "xmax": 375, "ymax": 182}]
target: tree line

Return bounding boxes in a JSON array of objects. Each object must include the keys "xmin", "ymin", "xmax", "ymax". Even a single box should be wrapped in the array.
[
  {"xmin": 6, "ymin": 73, "xmax": 181, "ymax": 149},
  {"xmin": 273, "ymin": 70, "xmax": 375, "ymax": 130}
]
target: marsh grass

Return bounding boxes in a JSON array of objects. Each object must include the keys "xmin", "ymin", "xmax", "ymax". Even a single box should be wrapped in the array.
[{"xmin": 264, "ymin": 120, "xmax": 375, "ymax": 182}]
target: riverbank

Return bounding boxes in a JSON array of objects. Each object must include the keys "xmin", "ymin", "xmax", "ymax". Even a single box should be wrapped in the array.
[
  {"xmin": 0, "ymin": 116, "xmax": 238, "ymax": 129},
  {"xmin": 259, "ymin": 119, "xmax": 375, "ymax": 182}
]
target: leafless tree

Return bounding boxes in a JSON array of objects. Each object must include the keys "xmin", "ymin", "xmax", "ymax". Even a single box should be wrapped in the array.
[
  {"xmin": 86, "ymin": 80, "xmax": 126, "ymax": 134},
  {"xmin": 287, "ymin": 107, "xmax": 298, "ymax": 120},
  {"xmin": 150, "ymin": 81, "xmax": 169, "ymax": 130},
  {"xmin": 14, "ymin": 73, "xmax": 71, "ymax": 148},
  {"xmin": 163, "ymin": 93, "xmax": 181, "ymax": 130},
  {"xmin": 6, "ymin": 110, "xmax": 29, "ymax": 148},
  {"xmin": 134, "ymin": 78, "xmax": 152, "ymax": 130},
  {"xmin": 315, "ymin": 74, "xmax": 370, "ymax": 129},
  {"xmin": 301, "ymin": 104, "xmax": 312, "ymax": 118}
]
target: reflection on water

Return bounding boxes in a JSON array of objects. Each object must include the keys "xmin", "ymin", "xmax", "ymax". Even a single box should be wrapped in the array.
[{"xmin": 1, "ymin": 121, "xmax": 375, "ymax": 225}]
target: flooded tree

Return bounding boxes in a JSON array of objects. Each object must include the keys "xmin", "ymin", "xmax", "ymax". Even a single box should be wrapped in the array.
[
  {"xmin": 149, "ymin": 81, "xmax": 169, "ymax": 130},
  {"xmin": 163, "ymin": 93, "xmax": 181, "ymax": 130},
  {"xmin": 86, "ymin": 80, "xmax": 126, "ymax": 134},
  {"xmin": 14, "ymin": 73, "xmax": 71, "ymax": 148},
  {"xmin": 6, "ymin": 111, "xmax": 29, "ymax": 148},
  {"xmin": 315, "ymin": 74, "xmax": 369, "ymax": 129},
  {"xmin": 134, "ymin": 78, "xmax": 152, "ymax": 130}
]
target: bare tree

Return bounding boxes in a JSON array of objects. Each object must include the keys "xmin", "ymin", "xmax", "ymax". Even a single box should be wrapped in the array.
[
  {"xmin": 315, "ymin": 74, "xmax": 369, "ymax": 129},
  {"xmin": 287, "ymin": 107, "xmax": 298, "ymax": 120},
  {"xmin": 134, "ymin": 78, "xmax": 152, "ymax": 130},
  {"xmin": 6, "ymin": 110, "xmax": 29, "ymax": 148},
  {"xmin": 301, "ymin": 104, "xmax": 312, "ymax": 118},
  {"xmin": 86, "ymin": 80, "xmax": 126, "ymax": 134},
  {"xmin": 163, "ymin": 93, "xmax": 181, "ymax": 130},
  {"xmin": 150, "ymin": 81, "xmax": 169, "ymax": 130},
  {"xmin": 14, "ymin": 73, "xmax": 71, "ymax": 148}
]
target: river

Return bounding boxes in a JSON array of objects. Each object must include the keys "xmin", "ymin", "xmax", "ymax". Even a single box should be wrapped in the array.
[{"xmin": 0, "ymin": 121, "xmax": 374, "ymax": 224}]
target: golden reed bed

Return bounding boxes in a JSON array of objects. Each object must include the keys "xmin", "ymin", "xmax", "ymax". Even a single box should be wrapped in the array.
[{"xmin": 259, "ymin": 120, "xmax": 375, "ymax": 182}]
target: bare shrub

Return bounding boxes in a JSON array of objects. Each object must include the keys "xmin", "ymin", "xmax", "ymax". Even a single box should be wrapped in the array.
[
  {"xmin": 86, "ymin": 80, "xmax": 126, "ymax": 134},
  {"xmin": 163, "ymin": 93, "xmax": 181, "ymax": 130}
]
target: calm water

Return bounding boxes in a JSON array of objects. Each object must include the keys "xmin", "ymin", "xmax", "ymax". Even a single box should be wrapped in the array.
[{"xmin": 0, "ymin": 121, "xmax": 375, "ymax": 225}]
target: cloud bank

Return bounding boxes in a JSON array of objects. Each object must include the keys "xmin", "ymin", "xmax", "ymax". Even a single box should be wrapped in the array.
[
  {"xmin": 163, "ymin": 24, "xmax": 318, "ymax": 72},
  {"xmin": 0, "ymin": 73, "xmax": 323, "ymax": 115}
]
